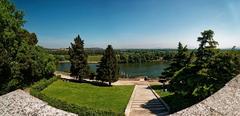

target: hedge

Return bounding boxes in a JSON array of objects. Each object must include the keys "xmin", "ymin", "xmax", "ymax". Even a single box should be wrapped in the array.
[{"xmin": 30, "ymin": 77, "xmax": 124, "ymax": 116}]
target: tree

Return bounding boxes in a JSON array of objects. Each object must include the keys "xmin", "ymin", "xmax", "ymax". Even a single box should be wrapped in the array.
[
  {"xmin": 68, "ymin": 35, "xmax": 89, "ymax": 81},
  {"xmin": 96, "ymin": 45, "xmax": 119, "ymax": 86},
  {"xmin": 161, "ymin": 42, "xmax": 189, "ymax": 79},
  {"xmin": 195, "ymin": 30, "xmax": 218, "ymax": 69},
  {"xmin": 18, "ymin": 29, "xmax": 38, "ymax": 45},
  {"xmin": 190, "ymin": 30, "xmax": 219, "ymax": 98},
  {"xmin": 170, "ymin": 30, "xmax": 218, "ymax": 98},
  {"xmin": 0, "ymin": 0, "xmax": 56, "ymax": 94}
]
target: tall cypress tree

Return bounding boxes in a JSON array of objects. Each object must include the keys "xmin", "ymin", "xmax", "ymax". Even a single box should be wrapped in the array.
[
  {"xmin": 96, "ymin": 45, "xmax": 119, "ymax": 86},
  {"xmin": 69, "ymin": 35, "xmax": 89, "ymax": 81}
]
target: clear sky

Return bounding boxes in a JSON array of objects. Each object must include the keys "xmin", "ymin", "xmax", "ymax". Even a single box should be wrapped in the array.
[{"xmin": 12, "ymin": 0, "xmax": 240, "ymax": 49}]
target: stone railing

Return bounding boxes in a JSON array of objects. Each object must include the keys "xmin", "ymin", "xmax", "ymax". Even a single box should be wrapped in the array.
[
  {"xmin": 171, "ymin": 75, "xmax": 240, "ymax": 116},
  {"xmin": 0, "ymin": 89, "xmax": 77, "ymax": 116}
]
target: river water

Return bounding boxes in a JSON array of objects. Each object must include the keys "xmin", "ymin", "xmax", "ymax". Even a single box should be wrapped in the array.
[{"xmin": 57, "ymin": 62, "xmax": 169, "ymax": 78}]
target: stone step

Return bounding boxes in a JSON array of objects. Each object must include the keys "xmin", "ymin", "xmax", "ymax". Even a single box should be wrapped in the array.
[
  {"xmin": 132, "ymin": 102, "xmax": 163, "ymax": 105},
  {"xmin": 132, "ymin": 100, "xmax": 161, "ymax": 103},
  {"xmin": 132, "ymin": 103, "xmax": 164, "ymax": 106},
  {"xmin": 130, "ymin": 109, "xmax": 168, "ymax": 116},
  {"xmin": 131, "ymin": 104, "xmax": 165, "ymax": 108},
  {"xmin": 147, "ymin": 107, "xmax": 168, "ymax": 111},
  {"xmin": 131, "ymin": 107, "xmax": 168, "ymax": 112},
  {"xmin": 127, "ymin": 85, "xmax": 169, "ymax": 116}
]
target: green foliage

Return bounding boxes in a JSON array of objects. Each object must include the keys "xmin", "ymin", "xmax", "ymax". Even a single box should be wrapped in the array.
[
  {"xmin": 30, "ymin": 76, "xmax": 58, "ymax": 92},
  {"xmin": 118, "ymin": 49, "xmax": 176, "ymax": 63},
  {"xmin": 68, "ymin": 35, "xmax": 89, "ymax": 80},
  {"xmin": 19, "ymin": 29, "xmax": 38, "ymax": 45},
  {"xmin": 161, "ymin": 42, "xmax": 190, "ymax": 79},
  {"xmin": 0, "ymin": 0, "xmax": 56, "ymax": 94},
  {"xmin": 195, "ymin": 30, "xmax": 219, "ymax": 69},
  {"xmin": 151, "ymin": 85, "xmax": 198, "ymax": 113},
  {"xmin": 167, "ymin": 30, "xmax": 240, "ymax": 100},
  {"xmin": 89, "ymin": 72, "xmax": 96, "ymax": 80},
  {"xmin": 30, "ymin": 79, "xmax": 129, "ymax": 116},
  {"xmin": 96, "ymin": 45, "xmax": 119, "ymax": 85}
]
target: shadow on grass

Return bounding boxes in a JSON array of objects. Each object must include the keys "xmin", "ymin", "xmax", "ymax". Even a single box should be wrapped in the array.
[
  {"xmin": 151, "ymin": 85, "xmax": 199, "ymax": 114},
  {"xmin": 60, "ymin": 78, "xmax": 111, "ymax": 87}
]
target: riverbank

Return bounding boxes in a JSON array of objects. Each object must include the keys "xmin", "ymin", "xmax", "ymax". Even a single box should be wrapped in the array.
[
  {"xmin": 58, "ymin": 60, "xmax": 169, "ymax": 64},
  {"xmin": 58, "ymin": 60, "xmax": 99, "ymax": 64},
  {"xmin": 54, "ymin": 71, "xmax": 161, "ymax": 85}
]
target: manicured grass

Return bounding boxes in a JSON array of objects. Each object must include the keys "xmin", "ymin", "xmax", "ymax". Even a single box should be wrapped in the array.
[
  {"xmin": 151, "ymin": 85, "xmax": 198, "ymax": 113},
  {"xmin": 41, "ymin": 80, "xmax": 134, "ymax": 113},
  {"xmin": 88, "ymin": 55, "xmax": 102, "ymax": 63}
]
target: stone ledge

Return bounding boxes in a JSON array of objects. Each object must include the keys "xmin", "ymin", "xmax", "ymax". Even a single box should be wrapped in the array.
[
  {"xmin": 171, "ymin": 75, "xmax": 240, "ymax": 116},
  {"xmin": 0, "ymin": 89, "xmax": 77, "ymax": 116}
]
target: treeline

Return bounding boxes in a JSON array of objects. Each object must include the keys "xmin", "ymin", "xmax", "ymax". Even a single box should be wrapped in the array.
[
  {"xmin": 0, "ymin": 0, "xmax": 56, "ymax": 94},
  {"xmin": 49, "ymin": 47, "xmax": 178, "ymax": 63},
  {"xmin": 162, "ymin": 30, "xmax": 240, "ymax": 100},
  {"xmin": 46, "ymin": 48, "xmax": 104, "ymax": 55},
  {"xmin": 117, "ymin": 50, "xmax": 176, "ymax": 63},
  {"xmin": 46, "ymin": 48, "xmax": 104, "ymax": 62}
]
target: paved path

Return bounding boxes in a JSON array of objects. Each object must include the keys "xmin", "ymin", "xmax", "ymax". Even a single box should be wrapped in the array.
[
  {"xmin": 126, "ymin": 84, "xmax": 169, "ymax": 116},
  {"xmin": 0, "ymin": 89, "xmax": 77, "ymax": 116}
]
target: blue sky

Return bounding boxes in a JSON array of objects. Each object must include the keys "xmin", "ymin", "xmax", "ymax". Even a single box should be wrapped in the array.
[{"xmin": 13, "ymin": 0, "xmax": 240, "ymax": 49}]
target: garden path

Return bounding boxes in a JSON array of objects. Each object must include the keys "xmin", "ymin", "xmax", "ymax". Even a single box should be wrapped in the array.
[{"xmin": 126, "ymin": 83, "xmax": 169, "ymax": 116}]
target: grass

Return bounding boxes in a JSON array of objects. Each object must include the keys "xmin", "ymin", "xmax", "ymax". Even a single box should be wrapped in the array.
[
  {"xmin": 151, "ymin": 85, "xmax": 198, "ymax": 114},
  {"xmin": 88, "ymin": 55, "xmax": 102, "ymax": 63},
  {"xmin": 41, "ymin": 80, "xmax": 134, "ymax": 113}
]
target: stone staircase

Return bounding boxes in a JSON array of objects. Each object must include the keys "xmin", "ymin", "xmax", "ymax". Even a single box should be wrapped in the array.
[{"xmin": 128, "ymin": 85, "xmax": 169, "ymax": 116}]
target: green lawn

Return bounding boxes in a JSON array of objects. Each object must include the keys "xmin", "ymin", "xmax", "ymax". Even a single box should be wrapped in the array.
[
  {"xmin": 151, "ymin": 85, "xmax": 198, "ymax": 113},
  {"xmin": 41, "ymin": 80, "xmax": 134, "ymax": 113},
  {"xmin": 88, "ymin": 55, "xmax": 102, "ymax": 63}
]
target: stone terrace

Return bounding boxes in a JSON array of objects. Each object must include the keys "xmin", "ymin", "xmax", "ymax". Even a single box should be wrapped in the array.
[{"xmin": 0, "ymin": 89, "xmax": 76, "ymax": 116}]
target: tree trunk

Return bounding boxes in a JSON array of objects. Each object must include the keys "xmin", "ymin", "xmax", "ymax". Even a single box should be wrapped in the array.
[{"xmin": 109, "ymin": 82, "xmax": 111, "ymax": 86}]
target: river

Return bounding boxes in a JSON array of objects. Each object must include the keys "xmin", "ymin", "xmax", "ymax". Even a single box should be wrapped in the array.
[{"xmin": 57, "ymin": 62, "xmax": 169, "ymax": 78}]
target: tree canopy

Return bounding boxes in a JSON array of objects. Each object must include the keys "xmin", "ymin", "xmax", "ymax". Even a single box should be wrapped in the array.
[
  {"xmin": 0, "ymin": 0, "xmax": 56, "ymax": 94},
  {"xmin": 164, "ymin": 30, "xmax": 240, "ymax": 99},
  {"xmin": 161, "ymin": 42, "xmax": 189, "ymax": 79}
]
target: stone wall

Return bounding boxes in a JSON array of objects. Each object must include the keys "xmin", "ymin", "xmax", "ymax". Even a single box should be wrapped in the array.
[
  {"xmin": 0, "ymin": 89, "xmax": 77, "ymax": 116},
  {"xmin": 171, "ymin": 75, "xmax": 240, "ymax": 116}
]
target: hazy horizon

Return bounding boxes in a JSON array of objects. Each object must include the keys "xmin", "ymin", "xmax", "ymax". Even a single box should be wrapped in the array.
[{"xmin": 13, "ymin": 0, "xmax": 240, "ymax": 49}]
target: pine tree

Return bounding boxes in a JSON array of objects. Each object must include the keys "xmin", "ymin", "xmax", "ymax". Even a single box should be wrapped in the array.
[
  {"xmin": 69, "ymin": 35, "xmax": 89, "ymax": 81},
  {"xmin": 96, "ymin": 45, "xmax": 119, "ymax": 86},
  {"xmin": 161, "ymin": 42, "xmax": 189, "ymax": 79},
  {"xmin": 195, "ymin": 30, "xmax": 218, "ymax": 69}
]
